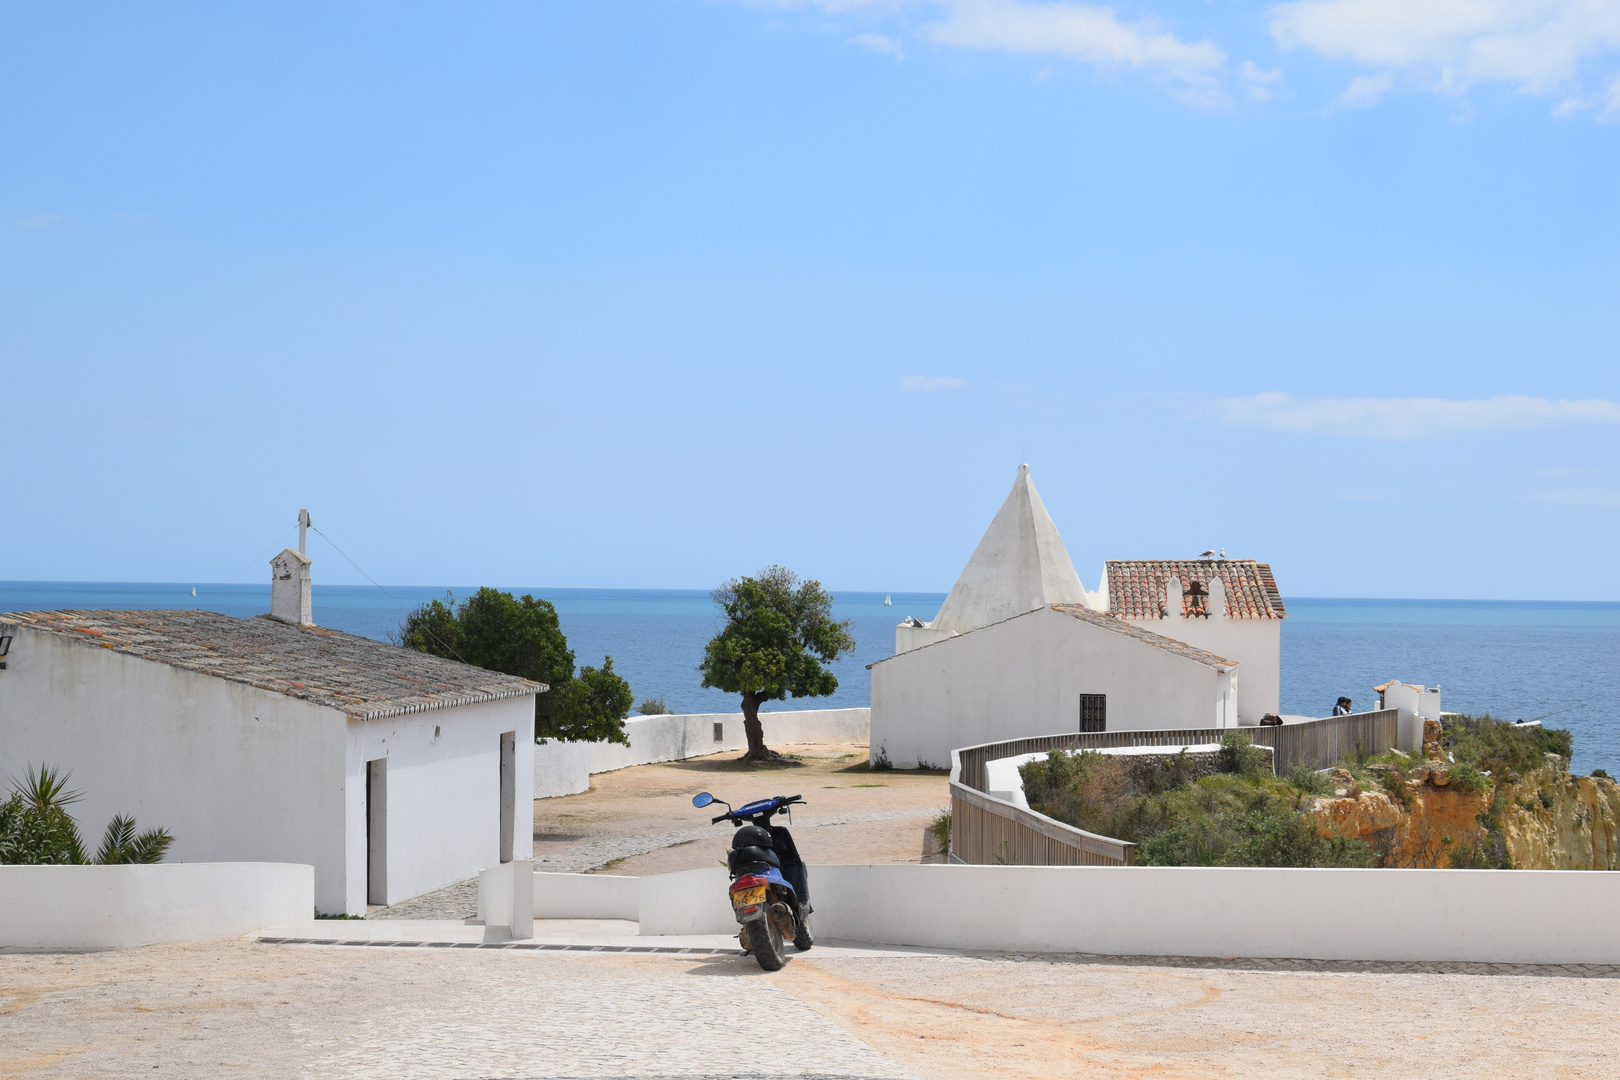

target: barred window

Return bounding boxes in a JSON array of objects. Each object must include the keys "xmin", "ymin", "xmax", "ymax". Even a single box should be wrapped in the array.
[{"xmin": 1079, "ymin": 694, "xmax": 1107, "ymax": 733}]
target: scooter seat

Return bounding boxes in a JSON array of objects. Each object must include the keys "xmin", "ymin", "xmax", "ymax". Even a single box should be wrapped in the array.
[{"xmin": 728, "ymin": 846, "xmax": 780, "ymax": 873}]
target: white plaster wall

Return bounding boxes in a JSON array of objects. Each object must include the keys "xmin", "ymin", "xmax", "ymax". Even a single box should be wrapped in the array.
[
  {"xmin": 1380, "ymin": 683, "xmax": 1442, "ymax": 753},
  {"xmin": 636, "ymin": 865, "xmax": 733, "ymax": 936},
  {"xmin": 533, "ymin": 871, "xmax": 641, "ymax": 921},
  {"xmin": 869, "ymin": 608, "xmax": 1226, "ymax": 769},
  {"xmin": 533, "ymin": 740, "xmax": 594, "ymax": 800},
  {"xmin": 533, "ymin": 708, "xmax": 870, "ymax": 799},
  {"xmin": 895, "ymin": 624, "xmax": 957, "ymax": 654},
  {"xmin": 0, "ymin": 627, "xmax": 350, "ymax": 906},
  {"xmin": 0, "ymin": 625, "xmax": 537, "ymax": 916},
  {"xmin": 808, "ymin": 865, "xmax": 1620, "ymax": 964},
  {"xmin": 1121, "ymin": 615, "xmax": 1280, "ymax": 724},
  {"xmin": 0, "ymin": 862, "xmax": 313, "ymax": 951},
  {"xmin": 602, "ymin": 864, "xmax": 1620, "ymax": 964},
  {"xmin": 345, "ymin": 694, "xmax": 534, "ymax": 912}
]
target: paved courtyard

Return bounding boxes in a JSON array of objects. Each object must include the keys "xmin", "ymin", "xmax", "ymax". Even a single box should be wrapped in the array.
[{"xmin": 3, "ymin": 935, "xmax": 1617, "ymax": 1079}]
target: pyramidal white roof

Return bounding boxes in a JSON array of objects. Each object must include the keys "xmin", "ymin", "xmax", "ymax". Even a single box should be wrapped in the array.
[{"xmin": 929, "ymin": 464, "xmax": 1088, "ymax": 633}]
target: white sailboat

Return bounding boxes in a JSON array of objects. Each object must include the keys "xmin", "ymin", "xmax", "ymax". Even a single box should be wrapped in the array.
[{"xmin": 883, "ymin": 594, "xmax": 892, "ymax": 606}]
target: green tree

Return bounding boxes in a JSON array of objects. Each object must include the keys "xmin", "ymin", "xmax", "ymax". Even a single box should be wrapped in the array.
[
  {"xmin": 699, "ymin": 566, "xmax": 855, "ymax": 762},
  {"xmin": 396, "ymin": 588, "xmax": 632, "ymax": 745}
]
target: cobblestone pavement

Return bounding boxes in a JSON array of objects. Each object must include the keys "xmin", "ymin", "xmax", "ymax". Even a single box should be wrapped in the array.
[
  {"xmin": 369, "ymin": 809, "xmax": 935, "ymax": 921},
  {"xmin": 5, "ymin": 938, "xmax": 1618, "ymax": 1080}
]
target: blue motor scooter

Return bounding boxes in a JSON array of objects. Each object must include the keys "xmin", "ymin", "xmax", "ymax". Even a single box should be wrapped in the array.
[{"xmin": 692, "ymin": 792, "xmax": 813, "ymax": 971}]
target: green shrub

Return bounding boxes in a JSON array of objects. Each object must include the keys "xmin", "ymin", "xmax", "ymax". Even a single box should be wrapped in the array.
[
  {"xmin": 1592, "ymin": 768, "xmax": 1611, "ymax": 780},
  {"xmin": 636, "ymin": 696, "xmax": 670, "ymax": 715},
  {"xmin": 1219, "ymin": 732, "xmax": 1273, "ymax": 779},
  {"xmin": 0, "ymin": 765, "xmax": 172, "ymax": 866},
  {"xmin": 1285, "ymin": 765, "xmax": 1334, "ymax": 796},
  {"xmin": 1446, "ymin": 763, "xmax": 1490, "ymax": 794},
  {"xmin": 1440, "ymin": 714, "xmax": 1572, "ymax": 777},
  {"xmin": 929, "ymin": 809, "xmax": 951, "ymax": 852}
]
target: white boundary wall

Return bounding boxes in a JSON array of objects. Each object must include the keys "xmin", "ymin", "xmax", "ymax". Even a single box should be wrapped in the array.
[
  {"xmin": 533, "ymin": 708, "xmax": 870, "ymax": 798},
  {"xmin": 541, "ymin": 864, "xmax": 1620, "ymax": 965},
  {"xmin": 1, "ymin": 863, "xmax": 314, "ymax": 951}
]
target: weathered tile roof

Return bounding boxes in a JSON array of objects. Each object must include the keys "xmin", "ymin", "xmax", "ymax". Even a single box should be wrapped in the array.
[
  {"xmin": 1049, "ymin": 604, "xmax": 1238, "ymax": 670},
  {"xmin": 1106, "ymin": 560, "xmax": 1288, "ymax": 621},
  {"xmin": 0, "ymin": 609, "xmax": 544, "ymax": 721}
]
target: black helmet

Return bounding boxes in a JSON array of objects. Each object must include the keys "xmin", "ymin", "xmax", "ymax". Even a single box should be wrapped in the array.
[{"xmin": 732, "ymin": 824, "xmax": 773, "ymax": 850}]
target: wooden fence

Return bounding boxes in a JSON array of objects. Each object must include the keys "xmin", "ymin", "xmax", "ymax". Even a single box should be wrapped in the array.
[
  {"xmin": 950, "ymin": 775, "xmax": 1138, "ymax": 866},
  {"xmin": 948, "ymin": 710, "xmax": 1401, "ymax": 867}
]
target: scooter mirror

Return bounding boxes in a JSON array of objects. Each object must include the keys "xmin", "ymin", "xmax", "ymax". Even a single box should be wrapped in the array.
[{"xmin": 691, "ymin": 792, "xmax": 714, "ymax": 808}]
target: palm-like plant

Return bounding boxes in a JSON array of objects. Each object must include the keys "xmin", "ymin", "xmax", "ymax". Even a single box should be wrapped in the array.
[{"xmin": 0, "ymin": 765, "xmax": 173, "ymax": 865}]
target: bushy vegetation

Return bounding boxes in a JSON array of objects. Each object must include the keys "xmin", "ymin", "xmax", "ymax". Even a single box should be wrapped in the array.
[
  {"xmin": 397, "ymin": 588, "xmax": 634, "ymax": 745},
  {"xmin": 636, "ymin": 696, "xmax": 670, "ymax": 715},
  {"xmin": 1440, "ymin": 714, "xmax": 1572, "ymax": 778},
  {"xmin": 0, "ymin": 766, "xmax": 172, "ymax": 865},
  {"xmin": 1019, "ymin": 734, "xmax": 1373, "ymax": 868}
]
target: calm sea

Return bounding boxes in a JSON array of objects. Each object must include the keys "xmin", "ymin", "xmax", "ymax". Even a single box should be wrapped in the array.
[{"xmin": 3, "ymin": 583, "xmax": 1616, "ymax": 774}]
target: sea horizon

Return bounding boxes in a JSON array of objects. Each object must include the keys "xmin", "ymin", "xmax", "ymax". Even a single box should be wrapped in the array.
[{"xmin": 5, "ymin": 580, "xmax": 1617, "ymax": 774}]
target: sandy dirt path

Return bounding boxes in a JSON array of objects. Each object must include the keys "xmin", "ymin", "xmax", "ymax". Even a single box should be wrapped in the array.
[{"xmin": 533, "ymin": 743, "xmax": 951, "ymax": 876}]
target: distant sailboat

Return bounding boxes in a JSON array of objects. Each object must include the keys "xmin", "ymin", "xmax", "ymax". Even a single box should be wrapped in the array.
[
  {"xmin": 883, "ymin": 595, "xmax": 892, "ymax": 606},
  {"xmin": 191, "ymin": 588, "xmax": 197, "ymax": 596}
]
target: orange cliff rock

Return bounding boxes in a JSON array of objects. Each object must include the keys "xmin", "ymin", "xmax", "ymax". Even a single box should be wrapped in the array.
[{"xmin": 1308, "ymin": 749, "xmax": 1620, "ymax": 870}]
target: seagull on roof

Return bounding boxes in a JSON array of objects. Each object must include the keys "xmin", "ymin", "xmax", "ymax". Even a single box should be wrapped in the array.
[
  {"xmin": 1199, "ymin": 549, "xmax": 1216, "ymax": 558},
  {"xmin": 1219, "ymin": 548, "xmax": 1226, "ymax": 558}
]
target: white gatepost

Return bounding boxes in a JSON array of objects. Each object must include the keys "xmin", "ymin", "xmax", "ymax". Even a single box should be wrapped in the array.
[{"xmin": 478, "ymin": 860, "xmax": 534, "ymax": 939}]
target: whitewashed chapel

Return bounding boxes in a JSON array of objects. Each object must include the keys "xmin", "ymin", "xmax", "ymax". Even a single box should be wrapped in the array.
[
  {"xmin": 869, "ymin": 465, "xmax": 1288, "ymax": 768},
  {"xmin": 0, "ymin": 525, "xmax": 542, "ymax": 915}
]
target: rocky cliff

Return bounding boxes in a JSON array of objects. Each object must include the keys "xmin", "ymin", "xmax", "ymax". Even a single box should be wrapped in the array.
[{"xmin": 1307, "ymin": 719, "xmax": 1620, "ymax": 870}]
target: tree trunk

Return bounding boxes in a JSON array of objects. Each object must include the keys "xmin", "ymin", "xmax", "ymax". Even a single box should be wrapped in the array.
[{"xmin": 740, "ymin": 692, "xmax": 775, "ymax": 762}]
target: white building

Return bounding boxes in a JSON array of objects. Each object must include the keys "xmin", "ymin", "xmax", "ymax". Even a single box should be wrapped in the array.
[
  {"xmin": 1104, "ymin": 558, "xmax": 1287, "ymax": 724},
  {"xmin": 0, "ymin": 539, "xmax": 541, "ymax": 915},
  {"xmin": 870, "ymin": 466, "xmax": 1241, "ymax": 768}
]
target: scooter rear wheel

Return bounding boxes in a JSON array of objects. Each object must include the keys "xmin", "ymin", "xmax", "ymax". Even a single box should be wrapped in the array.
[{"xmin": 744, "ymin": 914, "xmax": 786, "ymax": 971}]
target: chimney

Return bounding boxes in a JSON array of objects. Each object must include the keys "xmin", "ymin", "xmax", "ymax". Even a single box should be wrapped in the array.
[{"xmin": 270, "ymin": 509, "xmax": 314, "ymax": 626}]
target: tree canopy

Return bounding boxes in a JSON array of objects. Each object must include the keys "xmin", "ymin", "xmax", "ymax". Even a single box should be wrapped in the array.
[
  {"xmin": 397, "ymin": 587, "xmax": 632, "ymax": 745},
  {"xmin": 699, "ymin": 565, "xmax": 855, "ymax": 761}
]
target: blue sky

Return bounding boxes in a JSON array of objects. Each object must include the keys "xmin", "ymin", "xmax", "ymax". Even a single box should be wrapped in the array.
[{"xmin": 3, "ymin": 1, "xmax": 1618, "ymax": 600}]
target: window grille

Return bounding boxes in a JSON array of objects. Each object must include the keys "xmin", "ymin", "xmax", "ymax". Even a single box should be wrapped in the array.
[{"xmin": 1079, "ymin": 694, "xmax": 1107, "ymax": 733}]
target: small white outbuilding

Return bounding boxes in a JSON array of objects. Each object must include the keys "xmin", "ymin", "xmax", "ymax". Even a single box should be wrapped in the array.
[
  {"xmin": 0, "ymin": 543, "xmax": 542, "ymax": 915},
  {"xmin": 870, "ymin": 465, "xmax": 1241, "ymax": 769}
]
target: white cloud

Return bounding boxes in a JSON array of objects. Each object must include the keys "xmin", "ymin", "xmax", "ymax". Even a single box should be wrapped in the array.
[
  {"xmin": 19, "ymin": 214, "xmax": 61, "ymax": 228},
  {"xmin": 926, "ymin": 0, "xmax": 1227, "ymax": 103},
  {"xmin": 1240, "ymin": 60, "xmax": 1286, "ymax": 99},
  {"xmin": 1524, "ymin": 487, "xmax": 1620, "ymax": 506},
  {"xmin": 1214, "ymin": 392, "xmax": 1620, "ymax": 438},
  {"xmin": 1337, "ymin": 69, "xmax": 1398, "ymax": 105},
  {"xmin": 1267, "ymin": 0, "xmax": 1620, "ymax": 101},
  {"xmin": 853, "ymin": 31, "xmax": 907, "ymax": 58},
  {"xmin": 900, "ymin": 375, "xmax": 967, "ymax": 391}
]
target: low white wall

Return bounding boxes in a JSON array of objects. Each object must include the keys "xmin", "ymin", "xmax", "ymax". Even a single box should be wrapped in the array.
[
  {"xmin": 549, "ymin": 864, "xmax": 1620, "ymax": 965},
  {"xmin": 533, "ymin": 708, "xmax": 870, "ymax": 799},
  {"xmin": 0, "ymin": 863, "xmax": 314, "ymax": 951},
  {"xmin": 533, "ymin": 871, "xmax": 642, "ymax": 921}
]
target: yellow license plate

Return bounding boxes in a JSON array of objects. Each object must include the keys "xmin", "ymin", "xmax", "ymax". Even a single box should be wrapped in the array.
[{"xmin": 732, "ymin": 886, "xmax": 766, "ymax": 908}]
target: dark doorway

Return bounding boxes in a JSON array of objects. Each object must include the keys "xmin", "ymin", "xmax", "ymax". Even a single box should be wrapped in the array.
[
  {"xmin": 366, "ymin": 757, "xmax": 387, "ymax": 906},
  {"xmin": 499, "ymin": 731, "xmax": 516, "ymax": 864}
]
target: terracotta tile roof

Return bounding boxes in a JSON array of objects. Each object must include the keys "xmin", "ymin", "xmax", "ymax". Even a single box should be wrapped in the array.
[
  {"xmin": 1106, "ymin": 560, "xmax": 1287, "ymax": 621},
  {"xmin": 1049, "ymin": 604, "xmax": 1238, "ymax": 669},
  {"xmin": 0, "ymin": 609, "xmax": 544, "ymax": 721}
]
